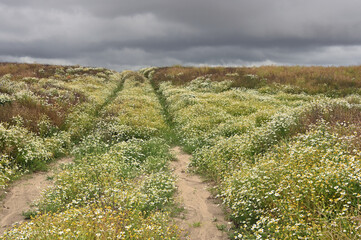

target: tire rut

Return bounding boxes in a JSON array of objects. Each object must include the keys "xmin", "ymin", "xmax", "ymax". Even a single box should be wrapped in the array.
[
  {"xmin": 170, "ymin": 146, "xmax": 229, "ymax": 240},
  {"xmin": 0, "ymin": 157, "xmax": 73, "ymax": 235}
]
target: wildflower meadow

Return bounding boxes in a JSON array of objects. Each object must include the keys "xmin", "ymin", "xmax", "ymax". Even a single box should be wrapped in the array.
[{"xmin": 1, "ymin": 64, "xmax": 361, "ymax": 239}]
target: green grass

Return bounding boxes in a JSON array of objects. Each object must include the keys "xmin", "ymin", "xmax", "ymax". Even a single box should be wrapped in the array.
[{"xmin": 191, "ymin": 221, "xmax": 201, "ymax": 228}]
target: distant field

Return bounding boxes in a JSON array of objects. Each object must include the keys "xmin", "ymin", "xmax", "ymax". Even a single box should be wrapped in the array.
[
  {"xmin": 1, "ymin": 63, "xmax": 361, "ymax": 239},
  {"xmin": 151, "ymin": 65, "xmax": 361, "ymax": 96}
]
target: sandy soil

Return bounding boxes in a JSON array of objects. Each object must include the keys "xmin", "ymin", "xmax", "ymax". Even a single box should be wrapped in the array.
[
  {"xmin": 0, "ymin": 157, "xmax": 73, "ymax": 235},
  {"xmin": 171, "ymin": 147, "xmax": 230, "ymax": 240}
]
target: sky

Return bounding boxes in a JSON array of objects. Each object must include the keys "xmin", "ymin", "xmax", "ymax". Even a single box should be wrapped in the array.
[{"xmin": 1, "ymin": 0, "xmax": 361, "ymax": 71}]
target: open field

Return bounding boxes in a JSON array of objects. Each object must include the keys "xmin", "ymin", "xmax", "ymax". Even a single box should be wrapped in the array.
[
  {"xmin": 1, "ymin": 63, "xmax": 361, "ymax": 239},
  {"xmin": 151, "ymin": 66, "xmax": 361, "ymax": 96},
  {"xmin": 147, "ymin": 66, "xmax": 361, "ymax": 239}
]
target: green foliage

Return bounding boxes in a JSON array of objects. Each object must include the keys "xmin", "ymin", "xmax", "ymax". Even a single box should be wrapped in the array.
[
  {"xmin": 36, "ymin": 139, "xmax": 174, "ymax": 214},
  {"xmin": 3, "ymin": 71, "xmax": 180, "ymax": 239},
  {"xmin": 4, "ymin": 64, "xmax": 361, "ymax": 238},
  {"xmin": 0, "ymin": 123, "xmax": 54, "ymax": 169},
  {"xmin": 0, "ymin": 93, "xmax": 14, "ymax": 105},
  {"xmin": 0, "ymin": 64, "xmax": 123, "ymax": 189},
  {"xmin": 3, "ymin": 205, "xmax": 179, "ymax": 239},
  {"xmin": 157, "ymin": 76, "xmax": 361, "ymax": 238},
  {"xmin": 190, "ymin": 109, "xmax": 302, "ymax": 181},
  {"xmin": 186, "ymin": 77, "xmax": 233, "ymax": 93},
  {"xmin": 158, "ymin": 81, "xmax": 311, "ymax": 152},
  {"xmin": 101, "ymin": 73, "xmax": 168, "ymax": 140},
  {"xmin": 0, "ymin": 154, "xmax": 20, "ymax": 190},
  {"xmin": 224, "ymin": 123, "xmax": 361, "ymax": 239}
]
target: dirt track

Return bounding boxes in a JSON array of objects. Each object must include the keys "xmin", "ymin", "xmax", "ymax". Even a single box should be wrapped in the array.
[
  {"xmin": 171, "ymin": 146, "xmax": 229, "ymax": 240},
  {"xmin": 0, "ymin": 157, "xmax": 73, "ymax": 235},
  {"xmin": 1, "ymin": 148, "xmax": 230, "ymax": 239}
]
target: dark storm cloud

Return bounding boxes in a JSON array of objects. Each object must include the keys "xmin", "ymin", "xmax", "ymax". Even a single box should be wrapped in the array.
[{"xmin": 1, "ymin": 0, "xmax": 361, "ymax": 70}]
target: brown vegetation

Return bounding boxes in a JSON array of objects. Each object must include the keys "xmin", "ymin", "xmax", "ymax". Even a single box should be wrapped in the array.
[
  {"xmin": 0, "ymin": 101, "xmax": 65, "ymax": 132},
  {"xmin": 297, "ymin": 104, "xmax": 361, "ymax": 151},
  {"xmin": 0, "ymin": 62, "xmax": 108, "ymax": 80},
  {"xmin": 152, "ymin": 65, "xmax": 361, "ymax": 96},
  {"xmin": 0, "ymin": 62, "xmax": 99, "ymax": 133},
  {"xmin": 0, "ymin": 62, "xmax": 59, "ymax": 79}
]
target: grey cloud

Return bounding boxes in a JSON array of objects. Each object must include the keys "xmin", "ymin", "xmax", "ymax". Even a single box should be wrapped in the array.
[{"xmin": 1, "ymin": 0, "xmax": 361, "ymax": 70}]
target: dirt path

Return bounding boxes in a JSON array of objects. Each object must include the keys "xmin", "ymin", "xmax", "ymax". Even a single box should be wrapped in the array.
[
  {"xmin": 0, "ymin": 157, "xmax": 73, "ymax": 235},
  {"xmin": 170, "ymin": 147, "xmax": 229, "ymax": 240}
]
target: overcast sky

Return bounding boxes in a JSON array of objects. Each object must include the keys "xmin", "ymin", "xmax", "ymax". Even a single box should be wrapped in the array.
[{"xmin": 1, "ymin": 0, "xmax": 361, "ymax": 70}]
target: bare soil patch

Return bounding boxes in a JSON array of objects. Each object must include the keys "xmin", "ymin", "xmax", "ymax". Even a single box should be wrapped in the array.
[
  {"xmin": 171, "ymin": 146, "xmax": 230, "ymax": 240},
  {"xmin": 0, "ymin": 157, "xmax": 73, "ymax": 235}
]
